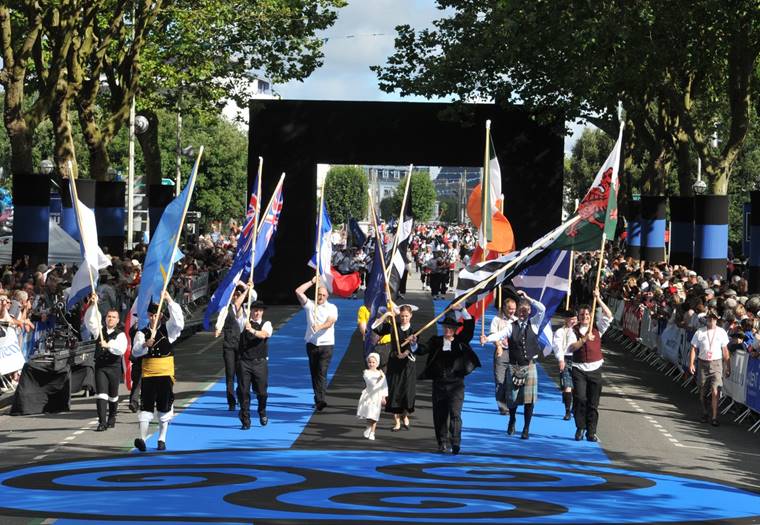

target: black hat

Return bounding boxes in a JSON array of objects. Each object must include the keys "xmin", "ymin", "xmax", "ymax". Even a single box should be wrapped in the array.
[
  {"xmin": 147, "ymin": 302, "xmax": 160, "ymax": 314},
  {"xmin": 438, "ymin": 314, "xmax": 462, "ymax": 327},
  {"xmin": 558, "ymin": 309, "xmax": 577, "ymax": 319},
  {"xmin": 250, "ymin": 300, "xmax": 268, "ymax": 310}
]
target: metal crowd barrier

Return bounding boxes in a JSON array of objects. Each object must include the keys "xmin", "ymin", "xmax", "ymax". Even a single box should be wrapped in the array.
[{"xmin": 603, "ymin": 295, "xmax": 760, "ymax": 433}]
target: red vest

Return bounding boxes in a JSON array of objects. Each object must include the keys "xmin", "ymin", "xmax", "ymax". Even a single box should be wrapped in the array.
[{"xmin": 572, "ymin": 325, "xmax": 603, "ymax": 363}]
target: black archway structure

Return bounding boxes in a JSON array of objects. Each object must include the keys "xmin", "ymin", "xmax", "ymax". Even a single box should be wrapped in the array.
[{"xmin": 248, "ymin": 100, "xmax": 564, "ymax": 304}]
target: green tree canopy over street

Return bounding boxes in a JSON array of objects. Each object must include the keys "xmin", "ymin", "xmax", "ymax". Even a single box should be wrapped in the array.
[
  {"xmin": 381, "ymin": 170, "xmax": 436, "ymax": 222},
  {"xmin": 374, "ymin": 0, "xmax": 760, "ymax": 197}
]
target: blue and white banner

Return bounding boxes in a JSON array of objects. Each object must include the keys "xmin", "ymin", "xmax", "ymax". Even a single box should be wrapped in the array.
[
  {"xmin": 723, "ymin": 349, "xmax": 749, "ymax": 405},
  {"xmin": 744, "ymin": 355, "xmax": 760, "ymax": 414}
]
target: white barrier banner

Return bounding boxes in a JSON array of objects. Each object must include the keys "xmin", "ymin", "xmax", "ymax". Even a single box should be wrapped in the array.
[
  {"xmin": 723, "ymin": 350, "xmax": 749, "ymax": 405},
  {"xmin": 614, "ymin": 300, "xmax": 625, "ymax": 323},
  {"xmin": 191, "ymin": 272, "xmax": 210, "ymax": 301},
  {"xmin": 658, "ymin": 323, "xmax": 684, "ymax": 366},
  {"xmin": 0, "ymin": 336, "xmax": 25, "ymax": 375},
  {"xmin": 639, "ymin": 309, "xmax": 659, "ymax": 350}
]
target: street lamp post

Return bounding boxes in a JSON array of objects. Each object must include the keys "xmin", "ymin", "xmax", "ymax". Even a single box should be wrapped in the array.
[
  {"xmin": 40, "ymin": 159, "xmax": 54, "ymax": 176},
  {"xmin": 693, "ymin": 158, "xmax": 707, "ymax": 195}
]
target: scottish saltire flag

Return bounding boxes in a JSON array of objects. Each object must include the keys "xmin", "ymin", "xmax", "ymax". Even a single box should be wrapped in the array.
[
  {"xmin": 511, "ymin": 250, "xmax": 570, "ymax": 354},
  {"xmin": 136, "ymin": 157, "xmax": 198, "ymax": 329},
  {"xmin": 66, "ymin": 179, "xmax": 111, "ymax": 309},
  {"xmin": 308, "ymin": 198, "xmax": 334, "ymax": 292},
  {"xmin": 363, "ymin": 239, "xmax": 387, "ymax": 355},
  {"xmin": 203, "ymin": 174, "xmax": 262, "ymax": 330}
]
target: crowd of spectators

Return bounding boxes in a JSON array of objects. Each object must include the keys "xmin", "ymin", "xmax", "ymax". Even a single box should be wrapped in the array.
[
  {"xmin": 588, "ymin": 246, "xmax": 760, "ymax": 358},
  {"xmin": 0, "ymin": 219, "xmax": 242, "ymax": 393}
]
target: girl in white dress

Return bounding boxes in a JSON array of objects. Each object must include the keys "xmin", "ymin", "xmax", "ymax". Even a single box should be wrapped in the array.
[{"xmin": 357, "ymin": 352, "xmax": 388, "ymax": 440}]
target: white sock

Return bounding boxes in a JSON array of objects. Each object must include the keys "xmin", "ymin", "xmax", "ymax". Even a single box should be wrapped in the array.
[
  {"xmin": 158, "ymin": 421, "xmax": 169, "ymax": 442},
  {"xmin": 139, "ymin": 420, "xmax": 149, "ymax": 440}
]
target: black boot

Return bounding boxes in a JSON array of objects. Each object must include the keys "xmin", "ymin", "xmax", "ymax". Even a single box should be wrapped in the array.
[
  {"xmin": 521, "ymin": 403, "xmax": 534, "ymax": 439},
  {"xmin": 107, "ymin": 401, "xmax": 118, "ymax": 428},
  {"xmin": 96, "ymin": 399, "xmax": 108, "ymax": 430},
  {"xmin": 507, "ymin": 409, "xmax": 517, "ymax": 435}
]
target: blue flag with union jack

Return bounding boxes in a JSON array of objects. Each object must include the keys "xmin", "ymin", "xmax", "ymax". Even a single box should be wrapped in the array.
[{"xmin": 203, "ymin": 175, "xmax": 285, "ymax": 330}]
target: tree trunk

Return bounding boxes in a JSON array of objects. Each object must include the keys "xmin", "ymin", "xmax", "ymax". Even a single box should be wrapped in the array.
[
  {"xmin": 51, "ymin": 86, "xmax": 78, "ymax": 178},
  {"xmin": 136, "ymin": 109, "xmax": 162, "ymax": 185},
  {"xmin": 675, "ymin": 131, "xmax": 692, "ymax": 196},
  {"xmin": 78, "ymin": 104, "xmax": 110, "ymax": 180}
]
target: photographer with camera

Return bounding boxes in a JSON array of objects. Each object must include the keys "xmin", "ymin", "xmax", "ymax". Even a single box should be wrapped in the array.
[{"xmin": 85, "ymin": 293, "xmax": 128, "ymax": 431}]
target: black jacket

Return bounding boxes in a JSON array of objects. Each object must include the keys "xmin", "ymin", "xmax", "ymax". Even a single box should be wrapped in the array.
[{"xmin": 416, "ymin": 318, "xmax": 480, "ymax": 381}]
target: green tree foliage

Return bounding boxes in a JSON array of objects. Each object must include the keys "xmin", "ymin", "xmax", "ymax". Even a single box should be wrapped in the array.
[
  {"xmin": 438, "ymin": 196, "xmax": 459, "ymax": 223},
  {"xmin": 383, "ymin": 170, "xmax": 437, "ymax": 222},
  {"xmin": 324, "ymin": 165, "xmax": 367, "ymax": 225},
  {"xmin": 566, "ymin": 129, "xmax": 614, "ymax": 211},
  {"xmin": 374, "ymin": 0, "xmax": 760, "ymax": 196}
]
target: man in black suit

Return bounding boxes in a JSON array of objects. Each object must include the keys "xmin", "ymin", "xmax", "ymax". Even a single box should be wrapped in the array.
[{"xmin": 412, "ymin": 305, "xmax": 479, "ymax": 454}]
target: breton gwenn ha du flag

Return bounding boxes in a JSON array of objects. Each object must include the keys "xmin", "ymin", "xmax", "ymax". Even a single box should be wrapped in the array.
[
  {"xmin": 453, "ymin": 124, "xmax": 623, "ymax": 307},
  {"xmin": 136, "ymin": 156, "xmax": 199, "ymax": 329},
  {"xmin": 387, "ymin": 182, "xmax": 413, "ymax": 297},
  {"xmin": 66, "ymin": 179, "xmax": 111, "ymax": 309}
]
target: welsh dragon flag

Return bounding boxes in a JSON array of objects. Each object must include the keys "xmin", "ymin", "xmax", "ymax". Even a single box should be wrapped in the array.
[{"xmin": 453, "ymin": 124, "xmax": 623, "ymax": 306}]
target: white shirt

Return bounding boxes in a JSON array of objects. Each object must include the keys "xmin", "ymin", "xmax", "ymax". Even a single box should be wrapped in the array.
[
  {"xmin": 566, "ymin": 311, "xmax": 612, "ymax": 372},
  {"xmin": 237, "ymin": 316, "xmax": 273, "ymax": 337},
  {"xmin": 489, "ymin": 314, "xmax": 516, "ymax": 348},
  {"xmin": 303, "ymin": 299, "xmax": 338, "ymax": 345},
  {"xmin": 690, "ymin": 326, "xmax": 729, "ymax": 361},
  {"xmin": 84, "ymin": 306, "xmax": 127, "ymax": 356},
  {"xmin": 552, "ymin": 325, "xmax": 574, "ymax": 362},
  {"xmin": 132, "ymin": 301, "xmax": 185, "ymax": 358}
]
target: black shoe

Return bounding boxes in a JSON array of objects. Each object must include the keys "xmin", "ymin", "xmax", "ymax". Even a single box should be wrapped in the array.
[
  {"xmin": 95, "ymin": 423, "xmax": 107, "ymax": 432},
  {"xmin": 241, "ymin": 422, "xmax": 251, "ymax": 430},
  {"xmin": 586, "ymin": 433, "xmax": 599, "ymax": 442},
  {"xmin": 228, "ymin": 404, "xmax": 236, "ymax": 411},
  {"xmin": 507, "ymin": 420, "xmax": 516, "ymax": 436},
  {"xmin": 157, "ymin": 440, "xmax": 166, "ymax": 451},
  {"xmin": 107, "ymin": 418, "xmax": 116, "ymax": 428},
  {"xmin": 701, "ymin": 413, "xmax": 710, "ymax": 423},
  {"xmin": 315, "ymin": 401, "xmax": 327, "ymax": 412},
  {"xmin": 563, "ymin": 411, "xmax": 571, "ymax": 421},
  {"xmin": 711, "ymin": 418, "xmax": 720, "ymax": 427},
  {"xmin": 451, "ymin": 445, "xmax": 460, "ymax": 455},
  {"xmin": 437, "ymin": 444, "xmax": 448, "ymax": 453},
  {"xmin": 574, "ymin": 428, "xmax": 584, "ymax": 441},
  {"xmin": 259, "ymin": 415, "xmax": 268, "ymax": 426},
  {"xmin": 498, "ymin": 408, "xmax": 509, "ymax": 415},
  {"xmin": 521, "ymin": 429, "xmax": 530, "ymax": 440},
  {"xmin": 128, "ymin": 404, "xmax": 139, "ymax": 413},
  {"xmin": 134, "ymin": 438, "xmax": 146, "ymax": 452},
  {"xmin": 391, "ymin": 426, "xmax": 402, "ymax": 432}
]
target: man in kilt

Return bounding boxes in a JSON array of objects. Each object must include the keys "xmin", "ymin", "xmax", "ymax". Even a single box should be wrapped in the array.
[
  {"xmin": 483, "ymin": 290, "xmax": 545, "ymax": 439},
  {"xmin": 552, "ymin": 309, "xmax": 578, "ymax": 421}
]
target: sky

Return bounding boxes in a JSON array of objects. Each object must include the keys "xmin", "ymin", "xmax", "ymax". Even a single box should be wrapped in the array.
[{"xmin": 269, "ymin": 0, "xmax": 586, "ymax": 156}]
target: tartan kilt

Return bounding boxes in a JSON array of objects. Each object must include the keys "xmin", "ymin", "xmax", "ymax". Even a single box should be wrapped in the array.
[{"xmin": 508, "ymin": 362, "xmax": 538, "ymax": 406}]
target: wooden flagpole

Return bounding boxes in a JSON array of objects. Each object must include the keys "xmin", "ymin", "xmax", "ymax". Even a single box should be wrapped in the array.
[
  {"xmin": 565, "ymin": 250, "xmax": 574, "ymax": 310},
  {"xmin": 589, "ymin": 233, "xmax": 607, "ymax": 326},
  {"xmin": 313, "ymin": 183, "xmax": 327, "ymax": 319},
  {"xmin": 246, "ymin": 157, "xmax": 264, "ymax": 315},
  {"xmin": 480, "ymin": 120, "xmax": 491, "ymax": 337},
  {"xmin": 150, "ymin": 146, "xmax": 204, "ymax": 337},
  {"xmin": 67, "ymin": 161, "xmax": 105, "ymax": 345},
  {"xmin": 368, "ymin": 190, "xmax": 403, "ymax": 358},
  {"xmin": 497, "ymin": 194, "xmax": 504, "ymax": 309},
  {"xmin": 385, "ymin": 164, "xmax": 414, "ymax": 282}
]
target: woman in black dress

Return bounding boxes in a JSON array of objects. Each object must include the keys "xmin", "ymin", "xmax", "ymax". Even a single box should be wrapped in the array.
[{"xmin": 373, "ymin": 304, "xmax": 417, "ymax": 431}]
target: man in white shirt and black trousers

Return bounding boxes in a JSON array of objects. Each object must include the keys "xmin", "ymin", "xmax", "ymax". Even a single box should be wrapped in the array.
[
  {"xmin": 86, "ymin": 293, "xmax": 128, "ymax": 431},
  {"xmin": 689, "ymin": 308, "xmax": 730, "ymax": 426},
  {"xmin": 295, "ymin": 277, "xmax": 338, "ymax": 412},
  {"xmin": 236, "ymin": 298, "xmax": 273, "ymax": 429},
  {"xmin": 565, "ymin": 289, "xmax": 613, "ymax": 442}
]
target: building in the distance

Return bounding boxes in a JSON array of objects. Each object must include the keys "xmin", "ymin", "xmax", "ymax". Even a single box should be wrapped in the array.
[{"xmin": 433, "ymin": 166, "xmax": 481, "ymax": 222}]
